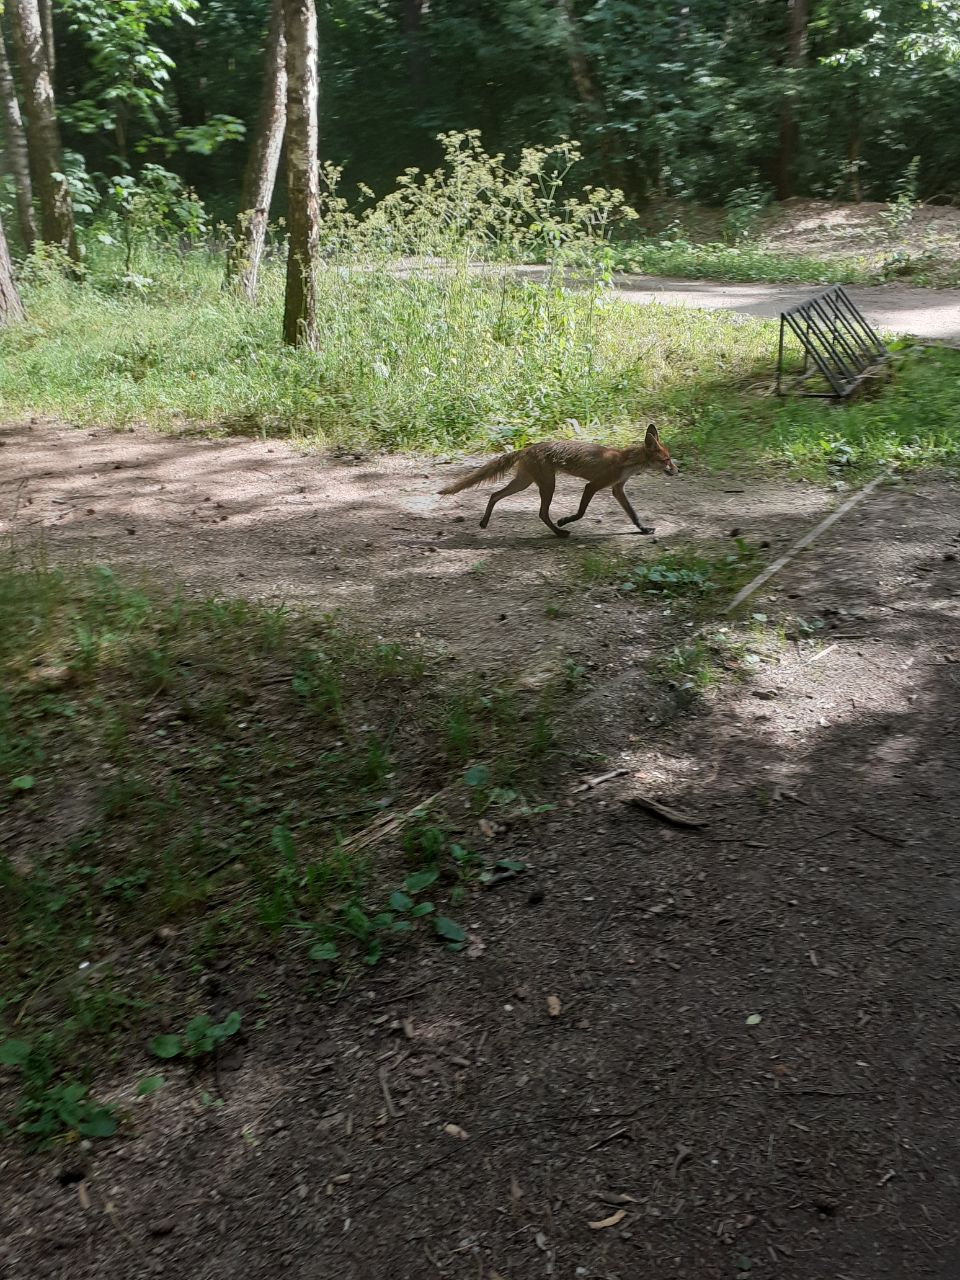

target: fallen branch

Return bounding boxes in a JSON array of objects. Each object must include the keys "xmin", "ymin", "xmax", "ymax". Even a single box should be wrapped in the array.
[
  {"xmin": 725, "ymin": 474, "xmax": 887, "ymax": 613},
  {"xmin": 627, "ymin": 793, "xmax": 709, "ymax": 829},
  {"xmin": 573, "ymin": 767, "xmax": 627, "ymax": 793}
]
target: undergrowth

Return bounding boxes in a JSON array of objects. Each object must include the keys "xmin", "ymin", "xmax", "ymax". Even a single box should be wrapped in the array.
[
  {"xmin": 1, "ymin": 133, "xmax": 958, "ymax": 472},
  {"xmin": 0, "ymin": 559, "xmax": 559, "ymax": 1144},
  {"xmin": 577, "ymin": 540, "xmax": 761, "ymax": 610}
]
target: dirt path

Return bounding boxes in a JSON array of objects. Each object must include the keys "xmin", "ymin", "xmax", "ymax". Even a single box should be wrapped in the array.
[{"xmin": 3, "ymin": 423, "xmax": 960, "ymax": 1279}]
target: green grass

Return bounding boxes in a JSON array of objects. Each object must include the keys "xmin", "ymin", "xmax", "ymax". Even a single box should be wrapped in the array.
[
  {"xmin": 615, "ymin": 239, "xmax": 877, "ymax": 286},
  {"xmin": 0, "ymin": 558, "xmax": 563, "ymax": 1142},
  {"xmin": 2, "ymin": 243, "xmax": 960, "ymax": 474},
  {"xmin": 577, "ymin": 541, "xmax": 762, "ymax": 609}
]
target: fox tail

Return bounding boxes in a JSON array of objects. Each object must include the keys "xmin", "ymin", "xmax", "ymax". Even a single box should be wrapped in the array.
[{"xmin": 438, "ymin": 450, "xmax": 522, "ymax": 495}]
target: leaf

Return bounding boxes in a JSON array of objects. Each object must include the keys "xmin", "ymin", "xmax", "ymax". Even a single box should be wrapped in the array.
[
  {"xmin": 388, "ymin": 890, "xmax": 413, "ymax": 912},
  {"xmin": 271, "ymin": 824, "xmax": 296, "ymax": 861},
  {"xmin": 745, "ymin": 1013, "xmax": 763, "ymax": 1027},
  {"xmin": 150, "ymin": 1034, "xmax": 182, "ymax": 1060},
  {"xmin": 546, "ymin": 995, "xmax": 561, "ymax": 1018},
  {"xmin": 390, "ymin": 919, "xmax": 413, "ymax": 932},
  {"xmin": 434, "ymin": 916, "xmax": 466, "ymax": 943},
  {"xmin": 136, "ymin": 1075, "xmax": 165, "ymax": 1097},
  {"xmin": 371, "ymin": 912, "xmax": 395, "ymax": 929},
  {"xmin": 497, "ymin": 858, "xmax": 527, "ymax": 872},
  {"xmin": 0, "ymin": 1039, "xmax": 31, "ymax": 1067},
  {"xmin": 184, "ymin": 1015, "xmax": 212, "ymax": 1044},
  {"xmin": 588, "ymin": 1209, "xmax": 627, "ymax": 1230},
  {"xmin": 78, "ymin": 1109, "xmax": 117, "ymax": 1139},
  {"xmin": 404, "ymin": 869, "xmax": 438, "ymax": 894},
  {"xmin": 9, "ymin": 775, "xmax": 34, "ymax": 791},
  {"xmin": 464, "ymin": 763, "xmax": 491, "ymax": 788},
  {"xmin": 219, "ymin": 1011, "xmax": 241, "ymax": 1038},
  {"xmin": 309, "ymin": 941, "xmax": 339, "ymax": 962},
  {"xmin": 443, "ymin": 1123, "xmax": 469, "ymax": 1140},
  {"xmin": 410, "ymin": 901, "xmax": 434, "ymax": 917}
]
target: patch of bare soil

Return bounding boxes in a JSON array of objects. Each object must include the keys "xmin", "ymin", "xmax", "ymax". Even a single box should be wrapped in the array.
[
  {"xmin": 644, "ymin": 196, "xmax": 960, "ymax": 279},
  {"xmin": 2, "ymin": 423, "xmax": 960, "ymax": 1279}
]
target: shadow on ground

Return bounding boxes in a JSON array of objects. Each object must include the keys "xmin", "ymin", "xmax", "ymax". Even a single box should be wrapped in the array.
[{"xmin": 2, "ymin": 423, "xmax": 959, "ymax": 1279}]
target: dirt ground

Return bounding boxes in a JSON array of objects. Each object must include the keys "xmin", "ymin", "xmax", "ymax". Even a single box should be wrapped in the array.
[
  {"xmin": 645, "ymin": 198, "xmax": 960, "ymax": 273},
  {"xmin": 2, "ymin": 423, "xmax": 960, "ymax": 1280}
]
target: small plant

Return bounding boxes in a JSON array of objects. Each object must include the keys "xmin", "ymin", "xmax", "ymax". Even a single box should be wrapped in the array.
[
  {"xmin": 881, "ymin": 156, "xmax": 921, "ymax": 240},
  {"xmin": 722, "ymin": 184, "xmax": 770, "ymax": 245},
  {"xmin": 149, "ymin": 1011, "xmax": 242, "ymax": 1061},
  {"xmin": 316, "ymin": 867, "xmax": 441, "ymax": 966},
  {"xmin": 0, "ymin": 1037, "xmax": 117, "ymax": 1145},
  {"xmin": 615, "ymin": 543, "xmax": 759, "ymax": 606}
]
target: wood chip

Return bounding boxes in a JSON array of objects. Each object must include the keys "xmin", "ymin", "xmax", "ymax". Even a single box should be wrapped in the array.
[
  {"xmin": 443, "ymin": 1123, "xmax": 469, "ymax": 1140},
  {"xmin": 588, "ymin": 1208, "xmax": 627, "ymax": 1230},
  {"xmin": 77, "ymin": 1181, "xmax": 91, "ymax": 1211},
  {"xmin": 546, "ymin": 994, "xmax": 561, "ymax": 1018}
]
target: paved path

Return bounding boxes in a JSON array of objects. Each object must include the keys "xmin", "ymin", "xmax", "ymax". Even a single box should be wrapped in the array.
[{"xmin": 608, "ymin": 273, "xmax": 960, "ymax": 342}]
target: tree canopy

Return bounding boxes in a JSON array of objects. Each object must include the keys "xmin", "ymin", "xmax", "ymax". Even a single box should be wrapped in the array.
[{"xmin": 2, "ymin": 0, "xmax": 959, "ymax": 243}]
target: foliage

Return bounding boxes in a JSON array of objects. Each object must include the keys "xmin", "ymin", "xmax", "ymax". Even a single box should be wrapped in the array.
[
  {"xmin": 149, "ymin": 1011, "xmax": 241, "ymax": 1060},
  {"xmin": 2, "ymin": 0, "xmax": 955, "ymax": 245},
  {"xmin": 0, "ymin": 560, "xmax": 562, "ymax": 1117},
  {"xmin": 0, "ymin": 1037, "xmax": 117, "ymax": 1146},
  {"xmin": 59, "ymin": 0, "xmax": 202, "ymax": 162}
]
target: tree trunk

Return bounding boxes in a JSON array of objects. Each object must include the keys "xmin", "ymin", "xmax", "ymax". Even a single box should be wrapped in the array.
[
  {"xmin": 848, "ymin": 126, "xmax": 862, "ymax": 202},
  {"xmin": 0, "ymin": 23, "xmax": 38, "ymax": 251},
  {"xmin": 0, "ymin": 212, "xmax": 25, "ymax": 324},
  {"xmin": 555, "ymin": 0, "xmax": 620, "ymax": 191},
  {"xmin": 38, "ymin": 0, "xmax": 53, "ymax": 81},
  {"xmin": 282, "ymin": 0, "xmax": 320, "ymax": 348},
  {"xmin": 8, "ymin": 0, "xmax": 79, "ymax": 270},
  {"xmin": 775, "ymin": 0, "xmax": 809, "ymax": 202},
  {"xmin": 402, "ymin": 0, "xmax": 426, "ymax": 104},
  {"xmin": 228, "ymin": 0, "xmax": 286, "ymax": 300}
]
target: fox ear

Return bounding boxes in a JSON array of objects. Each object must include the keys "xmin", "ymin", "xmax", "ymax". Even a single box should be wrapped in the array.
[{"xmin": 645, "ymin": 423, "xmax": 660, "ymax": 444}]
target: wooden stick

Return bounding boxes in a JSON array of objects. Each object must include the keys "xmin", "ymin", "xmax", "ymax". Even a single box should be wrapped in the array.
[
  {"xmin": 725, "ymin": 474, "xmax": 887, "ymax": 614},
  {"xmin": 627, "ymin": 793, "xmax": 709, "ymax": 829}
]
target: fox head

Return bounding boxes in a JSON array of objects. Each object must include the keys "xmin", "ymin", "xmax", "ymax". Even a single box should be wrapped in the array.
[{"xmin": 642, "ymin": 423, "xmax": 678, "ymax": 475}]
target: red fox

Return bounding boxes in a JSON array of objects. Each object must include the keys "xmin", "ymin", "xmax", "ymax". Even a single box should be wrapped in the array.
[{"xmin": 438, "ymin": 424, "xmax": 678, "ymax": 538}]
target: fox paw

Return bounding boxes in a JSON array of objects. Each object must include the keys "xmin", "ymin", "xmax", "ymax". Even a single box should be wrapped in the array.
[{"xmin": 637, "ymin": 525, "xmax": 655, "ymax": 535}]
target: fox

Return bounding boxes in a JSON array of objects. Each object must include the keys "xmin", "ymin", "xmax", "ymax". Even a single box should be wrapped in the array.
[{"xmin": 438, "ymin": 424, "xmax": 678, "ymax": 539}]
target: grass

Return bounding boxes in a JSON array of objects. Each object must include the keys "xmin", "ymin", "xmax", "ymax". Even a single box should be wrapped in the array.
[
  {"xmin": 0, "ymin": 557, "xmax": 562, "ymax": 1143},
  {"xmin": 577, "ymin": 540, "xmax": 762, "ymax": 610},
  {"xmin": 615, "ymin": 239, "xmax": 877, "ymax": 286},
  {"xmin": 2, "ymin": 245, "xmax": 958, "ymax": 475}
]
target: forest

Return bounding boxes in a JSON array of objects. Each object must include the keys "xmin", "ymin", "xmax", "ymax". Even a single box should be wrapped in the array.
[
  {"xmin": 2, "ymin": 0, "xmax": 960, "ymax": 237},
  {"xmin": 2, "ymin": 5, "xmax": 960, "ymax": 1279}
]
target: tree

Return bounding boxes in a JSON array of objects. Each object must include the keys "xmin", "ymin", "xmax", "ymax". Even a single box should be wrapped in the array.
[
  {"xmin": 0, "ymin": 212, "xmax": 25, "ymax": 324},
  {"xmin": 776, "ymin": 0, "xmax": 810, "ymax": 201},
  {"xmin": 282, "ymin": 0, "xmax": 320, "ymax": 347},
  {"xmin": 0, "ymin": 21, "xmax": 39, "ymax": 250},
  {"xmin": 58, "ymin": 0, "xmax": 200, "ymax": 168},
  {"xmin": 227, "ymin": 0, "xmax": 286, "ymax": 300},
  {"xmin": 39, "ymin": 0, "xmax": 53, "ymax": 76},
  {"xmin": 7, "ymin": 0, "xmax": 80, "ymax": 267}
]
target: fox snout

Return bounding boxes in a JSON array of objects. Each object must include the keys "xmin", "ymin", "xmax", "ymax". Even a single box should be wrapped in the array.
[{"xmin": 663, "ymin": 458, "xmax": 678, "ymax": 476}]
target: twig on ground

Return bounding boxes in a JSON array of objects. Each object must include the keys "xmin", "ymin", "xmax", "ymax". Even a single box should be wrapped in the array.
[
  {"xmin": 573, "ymin": 767, "xmax": 627, "ymax": 793},
  {"xmin": 378, "ymin": 1065, "xmax": 399, "ymax": 1119},
  {"xmin": 627, "ymin": 793, "xmax": 709, "ymax": 828}
]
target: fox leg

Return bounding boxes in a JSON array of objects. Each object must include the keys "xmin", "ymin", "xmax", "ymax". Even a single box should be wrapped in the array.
[
  {"xmin": 535, "ymin": 474, "xmax": 569, "ymax": 538},
  {"xmin": 557, "ymin": 482, "xmax": 602, "ymax": 527},
  {"xmin": 479, "ymin": 471, "xmax": 532, "ymax": 529},
  {"xmin": 612, "ymin": 481, "xmax": 654, "ymax": 534}
]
